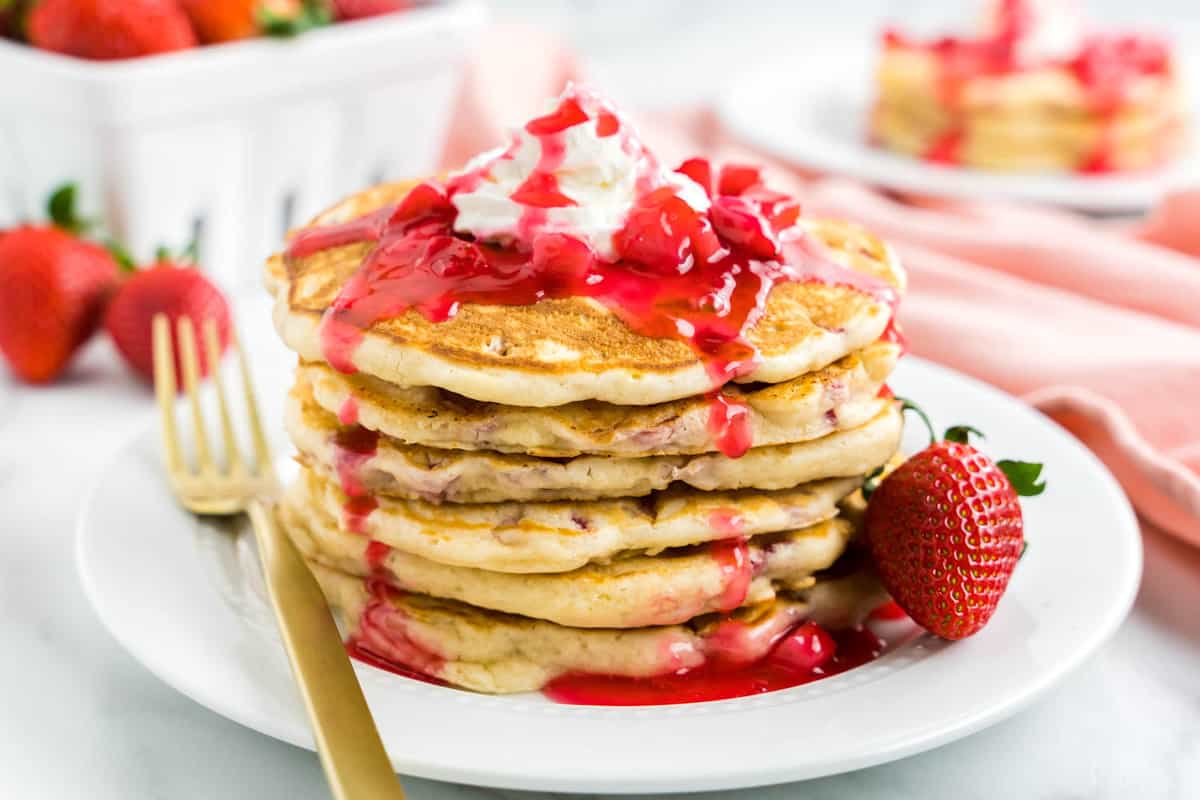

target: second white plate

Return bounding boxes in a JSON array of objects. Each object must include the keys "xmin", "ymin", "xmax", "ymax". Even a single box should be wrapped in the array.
[{"xmin": 76, "ymin": 356, "xmax": 1140, "ymax": 794}]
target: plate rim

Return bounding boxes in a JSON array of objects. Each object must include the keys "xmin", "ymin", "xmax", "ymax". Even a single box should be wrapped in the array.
[{"xmin": 75, "ymin": 356, "xmax": 1143, "ymax": 794}]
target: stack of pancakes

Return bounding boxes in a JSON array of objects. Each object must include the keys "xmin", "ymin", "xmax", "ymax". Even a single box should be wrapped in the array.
[
  {"xmin": 872, "ymin": 28, "xmax": 1187, "ymax": 173},
  {"xmin": 265, "ymin": 181, "xmax": 908, "ymax": 695}
]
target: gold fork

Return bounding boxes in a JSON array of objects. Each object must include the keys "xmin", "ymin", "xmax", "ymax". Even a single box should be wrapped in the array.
[{"xmin": 153, "ymin": 314, "xmax": 406, "ymax": 800}]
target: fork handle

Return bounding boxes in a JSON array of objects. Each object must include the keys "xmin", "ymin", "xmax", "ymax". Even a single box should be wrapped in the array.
[{"xmin": 247, "ymin": 498, "xmax": 407, "ymax": 800}]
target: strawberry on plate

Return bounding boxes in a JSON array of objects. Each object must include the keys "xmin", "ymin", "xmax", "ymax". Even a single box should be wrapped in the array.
[
  {"xmin": 27, "ymin": 0, "xmax": 197, "ymax": 60},
  {"xmin": 105, "ymin": 254, "xmax": 231, "ymax": 386},
  {"xmin": 0, "ymin": 185, "xmax": 120, "ymax": 384},
  {"xmin": 864, "ymin": 402, "xmax": 1045, "ymax": 640}
]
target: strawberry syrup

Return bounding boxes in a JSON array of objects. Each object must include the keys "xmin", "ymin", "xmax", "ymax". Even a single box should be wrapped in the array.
[
  {"xmin": 332, "ymin": 425, "xmax": 379, "ymax": 533},
  {"xmin": 706, "ymin": 391, "xmax": 753, "ymax": 458},
  {"xmin": 542, "ymin": 624, "xmax": 884, "ymax": 706}
]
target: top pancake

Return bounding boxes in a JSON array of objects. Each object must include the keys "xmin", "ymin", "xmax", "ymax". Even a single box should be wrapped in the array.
[{"xmin": 266, "ymin": 180, "xmax": 906, "ymax": 407}]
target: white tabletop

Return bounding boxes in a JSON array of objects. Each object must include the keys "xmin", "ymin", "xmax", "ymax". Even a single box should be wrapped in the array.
[{"xmin": 5, "ymin": 2, "xmax": 1200, "ymax": 796}]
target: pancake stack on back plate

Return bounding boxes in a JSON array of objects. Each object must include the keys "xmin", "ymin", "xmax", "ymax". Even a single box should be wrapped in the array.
[{"xmin": 264, "ymin": 98, "xmax": 908, "ymax": 696}]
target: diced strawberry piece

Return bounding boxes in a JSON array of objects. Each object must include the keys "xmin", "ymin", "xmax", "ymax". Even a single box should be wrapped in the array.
[
  {"xmin": 595, "ymin": 111, "xmax": 620, "ymax": 137},
  {"xmin": 717, "ymin": 164, "xmax": 762, "ymax": 197},
  {"xmin": 676, "ymin": 158, "xmax": 714, "ymax": 197},
  {"xmin": 422, "ymin": 237, "xmax": 489, "ymax": 279},
  {"xmin": 526, "ymin": 98, "xmax": 590, "ymax": 136},
  {"xmin": 770, "ymin": 622, "xmax": 837, "ymax": 673},
  {"xmin": 510, "ymin": 173, "xmax": 577, "ymax": 208},
  {"xmin": 743, "ymin": 186, "xmax": 802, "ymax": 234},
  {"xmin": 391, "ymin": 183, "xmax": 454, "ymax": 226},
  {"xmin": 532, "ymin": 233, "xmax": 594, "ymax": 289},
  {"xmin": 615, "ymin": 188, "xmax": 719, "ymax": 273},
  {"xmin": 710, "ymin": 196, "xmax": 780, "ymax": 260}
]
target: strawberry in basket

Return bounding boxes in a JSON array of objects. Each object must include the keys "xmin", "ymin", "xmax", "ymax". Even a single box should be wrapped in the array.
[{"xmin": 27, "ymin": 0, "xmax": 197, "ymax": 59}]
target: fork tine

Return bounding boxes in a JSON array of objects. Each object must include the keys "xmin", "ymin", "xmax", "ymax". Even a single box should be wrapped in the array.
[
  {"xmin": 177, "ymin": 316, "xmax": 214, "ymax": 475},
  {"xmin": 152, "ymin": 314, "xmax": 185, "ymax": 476},
  {"xmin": 232, "ymin": 326, "xmax": 273, "ymax": 478},
  {"xmin": 204, "ymin": 319, "xmax": 243, "ymax": 476}
]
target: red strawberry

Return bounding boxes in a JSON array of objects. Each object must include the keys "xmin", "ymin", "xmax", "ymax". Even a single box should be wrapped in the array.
[
  {"xmin": 104, "ymin": 260, "xmax": 231, "ymax": 385},
  {"xmin": 28, "ymin": 0, "xmax": 197, "ymax": 60},
  {"xmin": 0, "ymin": 229, "xmax": 119, "ymax": 383},
  {"xmin": 0, "ymin": 184, "xmax": 120, "ymax": 383},
  {"xmin": 333, "ymin": 0, "xmax": 410, "ymax": 20},
  {"xmin": 864, "ymin": 405, "xmax": 1044, "ymax": 640}
]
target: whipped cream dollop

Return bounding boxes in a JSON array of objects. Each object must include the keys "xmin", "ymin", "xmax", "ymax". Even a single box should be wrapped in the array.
[
  {"xmin": 448, "ymin": 85, "xmax": 709, "ymax": 262},
  {"xmin": 981, "ymin": 0, "xmax": 1085, "ymax": 65}
]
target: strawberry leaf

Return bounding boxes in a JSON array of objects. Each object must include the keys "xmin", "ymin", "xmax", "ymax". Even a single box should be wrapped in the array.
[
  {"xmin": 944, "ymin": 425, "xmax": 985, "ymax": 444},
  {"xmin": 997, "ymin": 459, "xmax": 1046, "ymax": 497},
  {"xmin": 896, "ymin": 397, "xmax": 937, "ymax": 445},
  {"xmin": 860, "ymin": 464, "xmax": 887, "ymax": 500},
  {"xmin": 47, "ymin": 182, "xmax": 90, "ymax": 235},
  {"xmin": 1020, "ymin": 540, "xmax": 1029, "ymax": 560},
  {"xmin": 105, "ymin": 239, "xmax": 137, "ymax": 273},
  {"xmin": 259, "ymin": 0, "xmax": 332, "ymax": 37}
]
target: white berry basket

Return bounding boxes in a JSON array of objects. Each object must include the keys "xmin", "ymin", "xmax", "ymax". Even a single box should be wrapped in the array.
[{"xmin": 0, "ymin": 0, "xmax": 485, "ymax": 287}]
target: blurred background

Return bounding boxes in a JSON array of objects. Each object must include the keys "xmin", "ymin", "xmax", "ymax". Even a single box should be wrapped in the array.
[{"xmin": 496, "ymin": 1, "xmax": 1200, "ymax": 107}]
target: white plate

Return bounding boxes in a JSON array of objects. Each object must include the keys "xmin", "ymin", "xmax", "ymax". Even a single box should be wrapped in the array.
[
  {"xmin": 717, "ymin": 41, "xmax": 1200, "ymax": 214},
  {"xmin": 76, "ymin": 357, "xmax": 1140, "ymax": 794}
]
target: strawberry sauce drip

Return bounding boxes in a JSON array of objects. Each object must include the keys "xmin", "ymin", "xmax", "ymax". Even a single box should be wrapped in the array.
[
  {"xmin": 286, "ymin": 205, "xmax": 394, "ymax": 260},
  {"xmin": 289, "ymin": 156, "xmax": 897, "ymax": 389},
  {"xmin": 710, "ymin": 537, "xmax": 753, "ymax": 611},
  {"xmin": 337, "ymin": 396, "xmax": 360, "ymax": 426},
  {"xmin": 365, "ymin": 540, "xmax": 392, "ymax": 570},
  {"xmin": 345, "ymin": 579, "xmax": 447, "ymax": 686},
  {"xmin": 924, "ymin": 128, "xmax": 965, "ymax": 166},
  {"xmin": 542, "ymin": 625, "xmax": 884, "ymax": 706},
  {"xmin": 332, "ymin": 425, "xmax": 379, "ymax": 533},
  {"xmin": 707, "ymin": 391, "xmax": 753, "ymax": 458}
]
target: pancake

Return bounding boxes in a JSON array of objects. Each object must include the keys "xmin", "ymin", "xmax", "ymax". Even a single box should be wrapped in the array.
[
  {"xmin": 266, "ymin": 180, "xmax": 906, "ymax": 407},
  {"xmin": 286, "ymin": 498, "xmax": 854, "ymax": 628},
  {"xmin": 285, "ymin": 466, "xmax": 869, "ymax": 574},
  {"xmin": 295, "ymin": 341, "xmax": 899, "ymax": 458},
  {"xmin": 313, "ymin": 560, "xmax": 886, "ymax": 694},
  {"xmin": 287, "ymin": 387, "xmax": 903, "ymax": 503}
]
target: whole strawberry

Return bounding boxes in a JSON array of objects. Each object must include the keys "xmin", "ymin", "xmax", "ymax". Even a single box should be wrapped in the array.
[
  {"xmin": 0, "ymin": 185, "xmax": 120, "ymax": 383},
  {"xmin": 28, "ymin": 0, "xmax": 196, "ymax": 60},
  {"xmin": 865, "ymin": 405, "xmax": 1044, "ymax": 640},
  {"xmin": 105, "ymin": 257, "xmax": 231, "ymax": 385}
]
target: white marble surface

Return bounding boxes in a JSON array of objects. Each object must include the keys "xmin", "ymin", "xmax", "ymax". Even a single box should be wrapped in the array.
[{"xmin": 4, "ymin": 2, "xmax": 1200, "ymax": 797}]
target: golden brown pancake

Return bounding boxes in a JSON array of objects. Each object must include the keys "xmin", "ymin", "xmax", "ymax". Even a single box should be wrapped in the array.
[
  {"xmin": 287, "ymin": 498, "xmax": 855, "ymax": 628},
  {"xmin": 294, "ymin": 341, "xmax": 899, "ymax": 458},
  {"xmin": 284, "ymin": 466, "xmax": 872, "ymax": 574},
  {"xmin": 312, "ymin": 560, "xmax": 886, "ymax": 694},
  {"xmin": 286, "ymin": 387, "xmax": 903, "ymax": 503},
  {"xmin": 266, "ymin": 181, "xmax": 906, "ymax": 407}
]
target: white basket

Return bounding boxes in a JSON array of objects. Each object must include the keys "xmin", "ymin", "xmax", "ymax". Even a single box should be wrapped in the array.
[{"xmin": 0, "ymin": 0, "xmax": 485, "ymax": 286}]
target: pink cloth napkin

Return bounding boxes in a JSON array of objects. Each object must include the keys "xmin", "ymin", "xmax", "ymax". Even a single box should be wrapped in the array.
[{"xmin": 441, "ymin": 28, "xmax": 1200, "ymax": 547}]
